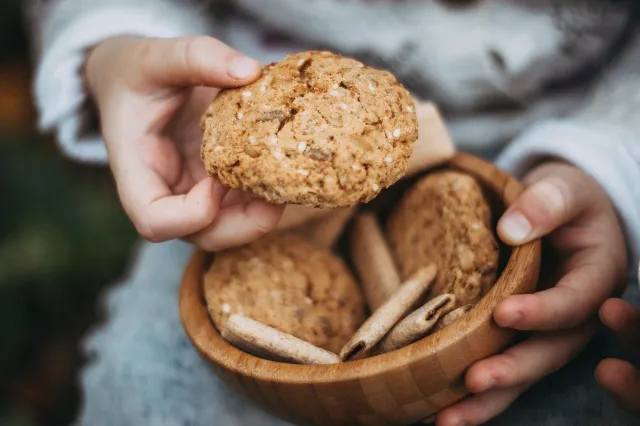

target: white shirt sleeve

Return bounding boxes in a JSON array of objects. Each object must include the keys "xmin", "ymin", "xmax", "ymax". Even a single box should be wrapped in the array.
[
  {"xmin": 32, "ymin": 0, "xmax": 213, "ymax": 164},
  {"xmin": 497, "ymin": 30, "xmax": 640, "ymax": 286}
]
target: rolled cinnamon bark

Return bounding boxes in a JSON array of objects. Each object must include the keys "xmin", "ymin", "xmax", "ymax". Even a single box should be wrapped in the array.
[
  {"xmin": 433, "ymin": 304, "xmax": 473, "ymax": 332},
  {"xmin": 222, "ymin": 315, "xmax": 341, "ymax": 365},
  {"xmin": 379, "ymin": 294, "xmax": 456, "ymax": 353},
  {"xmin": 339, "ymin": 264, "xmax": 437, "ymax": 361},
  {"xmin": 350, "ymin": 212, "xmax": 402, "ymax": 310}
]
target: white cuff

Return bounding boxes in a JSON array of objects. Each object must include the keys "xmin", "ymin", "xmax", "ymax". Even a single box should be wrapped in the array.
[
  {"xmin": 497, "ymin": 120, "xmax": 640, "ymax": 284},
  {"xmin": 34, "ymin": 4, "xmax": 211, "ymax": 164}
]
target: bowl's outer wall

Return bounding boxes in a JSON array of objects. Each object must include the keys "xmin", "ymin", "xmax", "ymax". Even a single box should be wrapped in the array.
[{"xmin": 180, "ymin": 154, "xmax": 542, "ymax": 426}]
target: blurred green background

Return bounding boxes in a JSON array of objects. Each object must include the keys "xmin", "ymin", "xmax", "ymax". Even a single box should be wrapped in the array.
[{"xmin": 0, "ymin": 1, "xmax": 137, "ymax": 425}]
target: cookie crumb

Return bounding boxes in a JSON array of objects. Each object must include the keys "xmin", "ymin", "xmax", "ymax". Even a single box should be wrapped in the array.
[
  {"xmin": 242, "ymin": 91, "xmax": 252, "ymax": 98},
  {"xmin": 297, "ymin": 142, "xmax": 307, "ymax": 153},
  {"xmin": 237, "ymin": 111, "xmax": 244, "ymax": 119},
  {"xmin": 385, "ymin": 156, "xmax": 393, "ymax": 163},
  {"xmin": 393, "ymin": 128, "xmax": 401, "ymax": 138},
  {"xmin": 372, "ymin": 183, "xmax": 380, "ymax": 191},
  {"xmin": 222, "ymin": 303, "xmax": 231, "ymax": 314}
]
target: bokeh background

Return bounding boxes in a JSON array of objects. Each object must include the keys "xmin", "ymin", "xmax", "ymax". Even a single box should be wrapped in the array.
[{"xmin": 0, "ymin": 1, "xmax": 137, "ymax": 424}]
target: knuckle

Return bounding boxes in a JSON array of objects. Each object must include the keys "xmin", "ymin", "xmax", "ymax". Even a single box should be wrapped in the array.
[
  {"xmin": 253, "ymin": 215, "xmax": 280, "ymax": 237},
  {"xmin": 529, "ymin": 179, "xmax": 569, "ymax": 218},
  {"xmin": 182, "ymin": 37, "xmax": 199, "ymax": 80},
  {"xmin": 184, "ymin": 36, "xmax": 214, "ymax": 63},
  {"xmin": 493, "ymin": 353, "xmax": 523, "ymax": 385}
]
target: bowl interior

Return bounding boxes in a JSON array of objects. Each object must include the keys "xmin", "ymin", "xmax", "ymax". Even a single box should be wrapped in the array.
[{"xmin": 180, "ymin": 153, "xmax": 541, "ymax": 387}]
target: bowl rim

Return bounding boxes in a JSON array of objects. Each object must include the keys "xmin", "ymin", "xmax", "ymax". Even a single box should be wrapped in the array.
[{"xmin": 179, "ymin": 153, "xmax": 541, "ymax": 385}]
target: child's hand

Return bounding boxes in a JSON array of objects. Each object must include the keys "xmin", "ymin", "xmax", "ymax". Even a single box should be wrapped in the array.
[
  {"xmin": 437, "ymin": 161, "xmax": 628, "ymax": 426},
  {"xmin": 85, "ymin": 36, "xmax": 284, "ymax": 250},
  {"xmin": 596, "ymin": 297, "xmax": 640, "ymax": 416}
]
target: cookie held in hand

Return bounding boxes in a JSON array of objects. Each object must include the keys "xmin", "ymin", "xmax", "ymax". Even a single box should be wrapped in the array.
[
  {"xmin": 204, "ymin": 233, "xmax": 365, "ymax": 354},
  {"xmin": 201, "ymin": 51, "xmax": 418, "ymax": 208}
]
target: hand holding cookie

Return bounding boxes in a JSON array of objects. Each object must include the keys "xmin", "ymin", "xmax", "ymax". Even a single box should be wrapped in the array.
[
  {"xmin": 437, "ymin": 161, "xmax": 628, "ymax": 426},
  {"xmin": 84, "ymin": 35, "xmax": 284, "ymax": 250}
]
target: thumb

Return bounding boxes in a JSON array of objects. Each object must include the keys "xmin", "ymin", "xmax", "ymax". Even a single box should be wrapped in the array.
[
  {"xmin": 497, "ymin": 163, "xmax": 591, "ymax": 245},
  {"xmin": 137, "ymin": 36, "xmax": 262, "ymax": 89}
]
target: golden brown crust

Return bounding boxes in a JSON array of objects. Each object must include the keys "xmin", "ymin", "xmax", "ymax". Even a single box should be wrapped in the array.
[
  {"xmin": 201, "ymin": 51, "xmax": 418, "ymax": 208},
  {"xmin": 386, "ymin": 171, "xmax": 499, "ymax": 306},
  {"xmin": 203, "ymin": 233, "xmax": 365, "ymax": 353}
]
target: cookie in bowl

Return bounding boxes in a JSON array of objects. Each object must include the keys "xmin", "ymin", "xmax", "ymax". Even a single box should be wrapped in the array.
[
  {"xmin": 203, "ymin": 233, "xmax": 366, "ymax": 354},
  {"xmin": 386, "ymin": 170, "xmax": 500, "ymax": 306}
]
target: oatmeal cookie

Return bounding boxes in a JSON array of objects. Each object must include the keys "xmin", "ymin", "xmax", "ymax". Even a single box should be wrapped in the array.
[
  {"xmin": 386, "ymin": 171, "xmax": 499, "ymax": 306},
  {"xmin": 201, "ymin": 51, "xmax": 418, "ymax": 208},
  {"xmin": 203, "ymin": 233, "xmax": 365, "ymax": 353}
]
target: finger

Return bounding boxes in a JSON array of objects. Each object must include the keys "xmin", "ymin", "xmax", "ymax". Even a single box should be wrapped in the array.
[
  {"xmin": 221, "ymin": 189, "xmax": 258, "ymax": 208},
  {"xmin": 436, "ymin": 386, "xmax": 525, "ymax": 426},
  {"xmin": 498, "ymin": 167, "xmax": 589, "ymax": 245},
  {"xmin": 495, "ymin": 256, "xmax": 615, "ymax": 330},
  {"xmin": 465, "ymin": 321, "xmax": 595, "ymax": 394},
  {"xmin": 595, "ymin": 358, "xmax": 640, "ymax": 416},
  {"xmin": 600, "ymin": 298, "xmax": 640, "ymax": 353},
  {"xmin": 119, "ymin": 173, "xmax": 227, "ymax": 242},
  {"xmin": 189, "ymin": 199, "xmax": 284, "ymax": 251},
  {"xmin": 137, "ymin": 36, "xmax": 262, "ymax": 89}
]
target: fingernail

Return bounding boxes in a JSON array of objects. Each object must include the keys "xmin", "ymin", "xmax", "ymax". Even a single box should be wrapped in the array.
[
  {"xmin": 228, "ymin": 55, "xmax": 260, "ymax": 80},
  {"xmin": 500, "ymin": 211, "xmax": 532, "ymax": 243}
]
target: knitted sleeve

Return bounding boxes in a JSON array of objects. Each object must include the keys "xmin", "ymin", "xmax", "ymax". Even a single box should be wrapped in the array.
[
  {"xmin": 497, "ymin": 29, "xmax": 640, "ymax": 281},
  {"xmin": 26, "ymin": 0, "xmax": 214, "ymax": 164}
]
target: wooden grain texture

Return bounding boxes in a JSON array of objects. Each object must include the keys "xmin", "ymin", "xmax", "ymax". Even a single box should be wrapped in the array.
[{"xmin": 179, "ymin": 153, "xmax": 541, "ymax": 426}]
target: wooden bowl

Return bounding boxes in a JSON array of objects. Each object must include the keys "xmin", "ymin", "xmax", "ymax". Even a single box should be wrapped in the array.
[{"xmin": 179, "ymin": 153, "xmax": 541, "ymax": 426}]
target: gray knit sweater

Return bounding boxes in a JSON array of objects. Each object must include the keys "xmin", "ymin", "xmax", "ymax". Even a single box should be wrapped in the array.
[{"xmin": 25, "ymin": 1, "xmax": 640, "ymax": 425}]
